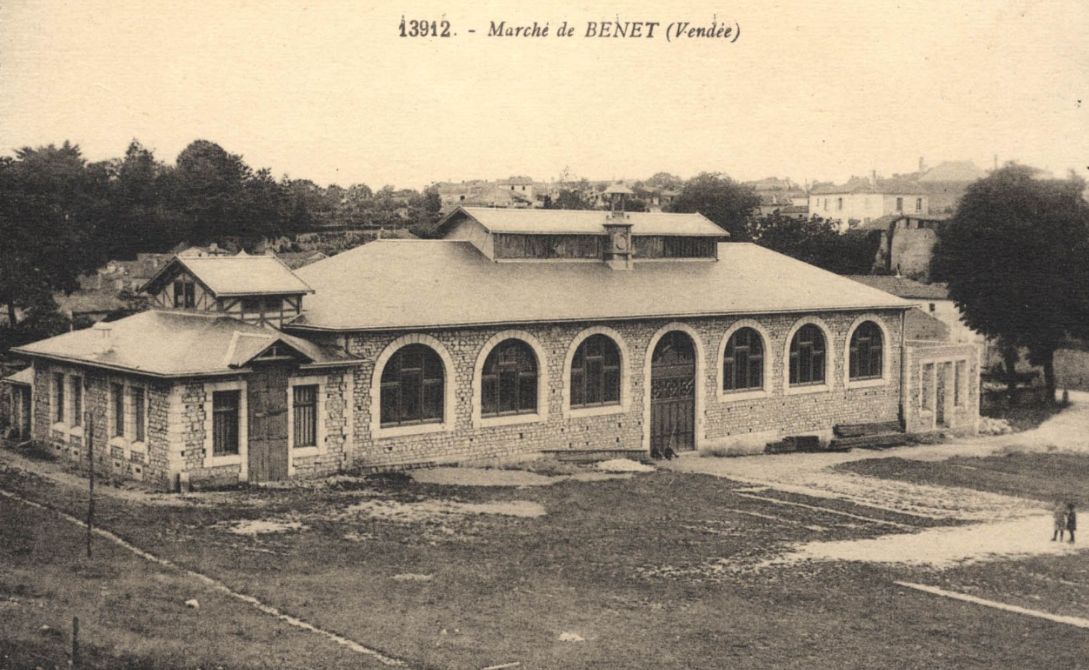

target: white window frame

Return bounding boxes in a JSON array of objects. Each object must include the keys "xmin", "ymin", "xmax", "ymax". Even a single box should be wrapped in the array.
[
  {"xmin": 716, "ymin": 320, "xmax": 773, "ymax": 402},
  {"xmin": 68, "ymin": 375, "xmax": 84, "ymax": 436},
  {"xmin": 370, "ymin": 334, "xmax": 456, "ymax": 440},
  {"xmin": 472, "ymin": 330, "xmax": 549, "ymax": 429},
  {"xmin": 288, "ymin": 374, "xmax": 327, "ymax": 475},
  {"xmin": 783, "ymin": 317, "xmax": 834, "ymax": 396},
  {"xmin": 202, "ymin": 379, "xmax": 248, "ymax": 475},
  {"xmin": 843, "ymin": 315, "xmax": 893, "ymax": 390},
  {"xmin": 561, "ymin": 326, "xmax": 631, "ymax": 419}
]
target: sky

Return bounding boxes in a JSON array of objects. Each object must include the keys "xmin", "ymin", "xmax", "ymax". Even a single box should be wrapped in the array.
[{"xmin": 1, "ymin": 0, "xmax": 1086, "ymax": 190}]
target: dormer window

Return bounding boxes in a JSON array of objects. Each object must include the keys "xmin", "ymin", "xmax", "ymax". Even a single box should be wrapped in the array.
[{"xmin": 173, "ymin": 279, "xmax": 195, "ymax": 308}]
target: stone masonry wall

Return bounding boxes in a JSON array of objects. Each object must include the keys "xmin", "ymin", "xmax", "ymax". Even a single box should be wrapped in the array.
[
  {"xmin": 29, "ymin": 361, "xmax": 173, "ymax": 486},
  {"xmin": 304, "ymin": 309, "xmax": 908, "ymax": 472},
  {"xmin": 904, "ymin": 340, "xmax": 982, "ymax": 434}
]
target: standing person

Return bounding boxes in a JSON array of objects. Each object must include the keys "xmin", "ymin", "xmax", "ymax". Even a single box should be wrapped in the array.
[
  {"xmin": 1066, "ymin": 503, "xmax": 1077, "ymax": 543},
  {"xmin": 1052, "ymin": 502, "xmax": 1067, "ymax": 542}
]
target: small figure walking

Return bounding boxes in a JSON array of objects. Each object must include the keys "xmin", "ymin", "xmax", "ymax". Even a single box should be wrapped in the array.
[
  {"xmin": 1066, "ymin": 503, "xmax": 1077, "ymax": 544},
  {"xmin": 1052, "ymin": 502, "xmax": 1067, "ymax": 542}
]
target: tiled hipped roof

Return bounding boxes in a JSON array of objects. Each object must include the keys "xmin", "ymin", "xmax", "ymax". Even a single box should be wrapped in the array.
[
  {"xmin": 291, "ymin": 240, "xmax": 912, "ymax": 331},
  {"xmin": 13, "ymin": 311, "xmax": 357, "ymax": 377}
]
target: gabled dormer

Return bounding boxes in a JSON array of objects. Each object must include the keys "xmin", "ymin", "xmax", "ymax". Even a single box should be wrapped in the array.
[
  {"xmin": 434, "ymin": 205, "xmax": 727, "ymax": 270},
  {"xmin": 139, "ymin": 253, "xmax": 314, "ymax": 327}
]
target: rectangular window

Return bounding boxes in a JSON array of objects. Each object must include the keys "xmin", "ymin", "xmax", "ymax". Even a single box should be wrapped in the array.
[
  {"xmin": 111, "ymin": 383, "xmax": 125, "ymax": 437},
  {"xmin": 132, "ymin": 387, "xmax": 146, "ymax": 442},
  {"xmin": 895, "ymin": 197, "xmax": 904, "ymax": 212},
  {"xmin": 54, "ymin": 373, "xmax": 65, "ymax": 423},
  {"xmin": 212, "ymin": 390, "xmax": 240, "ymax": 456},
  {"xmin": 173, "ymin": 279, "xmax": 196, "ymax": 308},
  {"xmin": 837, "ymin": 197, "xmax": 843, "ymax": 211},
  {"xmin": 293, "ymin": 385, "xmax": 318, "ymax": 448},
  {"xmin": 954, "ymin": 361, "xmax": 966, "ymax": 407},
  {"xmin": 71, "ymin": 377, "xmax": 83, "ymax": 427},
  {"xmin": 922, "ymin": 364, "xmax": 934, "ymax": 410},
  {"xmin": 915, "ymin": 197, "xmax": 923, "ymax": 212}
]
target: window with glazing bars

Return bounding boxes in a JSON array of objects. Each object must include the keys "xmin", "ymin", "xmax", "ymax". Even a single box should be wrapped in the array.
[
  {"xmin": 380, "ymin": 345, "xmax": 444, "ymax": 427},
  {"xmin": 789, "ymin": 324, "xmax": 826, "ymax": 385},
  {"xmin": 848, "ymin": 321, "xmax": 883, "ymax": 380},
  {"xmin": 111, "ymin": 383, "xmax": 125, "ymax": 437},
  {"xmin": 212, "ymin": 390, "xmax": 240, "ymax": 455},
  {"xmin": 132, "ymin": 387, "xmax": 146, "ymax": 442},
  {"xmin": 570, "ymin": 334, "xmax": 621, "ymax": 407},
  {"xmin": 293, "ymin": 385, "xmax": 318, "ymax": 447},
  {"xmin": 71, "ymin": 377, "xmax": 83, "ymax": 427},
  {"xmin": 723, "ymin": 327, "xmax": 764, "ymax": 391},
  {"xmin": 481, "ymin": 339, "xmax": 538, "ymax": 417},
  {"xmin": 54, "ymin": 373, "xmax": 65, "ymax": 423}
]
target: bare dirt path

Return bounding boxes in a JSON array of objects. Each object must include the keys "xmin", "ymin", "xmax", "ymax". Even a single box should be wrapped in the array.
[{"xmin": 664, "ymin": 392, "xmax": 1089, "ymax": 567}]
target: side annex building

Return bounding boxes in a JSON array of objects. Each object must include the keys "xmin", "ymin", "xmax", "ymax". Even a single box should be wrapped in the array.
[{"xmin": 8, "ymin": 207, "xmax": 981, "ymax": 489}]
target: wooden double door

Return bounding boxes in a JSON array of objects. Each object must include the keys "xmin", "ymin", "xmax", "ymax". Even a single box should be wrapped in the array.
[
  {"xmin": 247, "ymin": 363, "xmax": 291, "ymax": 482},
  {"xmin": 650, "ymin": 331, "xmax": 697, "ymax": 454}
]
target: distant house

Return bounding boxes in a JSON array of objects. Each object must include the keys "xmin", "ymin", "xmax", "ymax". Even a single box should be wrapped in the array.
[
  {"xmin": 809, "ymin": 176, "xmax": 929, "ymax": 227},
  {"xmin": 915, "ymin": 160, "xmax": 987, "ymax": 215},
  {"xmin": 846, "ymin": 275, "xmax": 981, "ymax": 344},
  {"xmin": 746, "ymin": 177, "xmax": 808, "ymax": 217}
]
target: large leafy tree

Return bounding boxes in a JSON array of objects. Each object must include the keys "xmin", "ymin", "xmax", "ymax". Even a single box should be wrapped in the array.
[
  {"xmin": 0, "ymin": 143, "xmax": 109, "ymax": 326},
  {"xmin": 668, "ymin": 173, "xmax": 761, "ymax": 240},
  {"xmin": 932, "ymin": 164, "xmax": 1089, "ymax": 400}
]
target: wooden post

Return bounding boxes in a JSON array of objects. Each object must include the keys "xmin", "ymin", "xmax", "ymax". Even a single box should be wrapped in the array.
[
  {"xmin": 86, "ymin": 414, "xmax": 94, "ymax": 559},
  {"xmin": 72, "ymin": 615, "xmax": 80, "ymax": 669}
]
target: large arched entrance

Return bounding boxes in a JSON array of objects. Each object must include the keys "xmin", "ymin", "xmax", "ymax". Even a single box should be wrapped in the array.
[{"xmin": 650, "ymin": 330, "xmax": 696, "ymax": 456}]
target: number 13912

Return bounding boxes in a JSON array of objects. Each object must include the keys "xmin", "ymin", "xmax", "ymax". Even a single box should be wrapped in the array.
[{"xmin": 399, "ymin": 16, "xmax": 452, "ymax": 37}]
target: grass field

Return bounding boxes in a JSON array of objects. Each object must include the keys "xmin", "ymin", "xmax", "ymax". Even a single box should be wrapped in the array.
[{"xmin": 2, "ymin": 449, "xmax": 1088, "ymax": 669}]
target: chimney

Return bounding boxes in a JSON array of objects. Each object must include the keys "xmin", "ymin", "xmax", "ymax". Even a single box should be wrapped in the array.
[
  {"xmin": 871, "ymin": 170, "xmax": 878, "ymax": 187},
  {"xmin": 92, "ymin": 321, "xmax": 113, "ymax": 355},
  {"xmin": 918, "ymin": 156, "xmax": 925, "ymax": 172}
]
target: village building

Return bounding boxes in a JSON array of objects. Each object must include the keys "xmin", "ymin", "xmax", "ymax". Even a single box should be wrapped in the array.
[
  {"xmin": 860, "ymin": 212, "xmax": 952, "ymax": 280},
  {"xmin": 6, "ymin": 207, "xmax": 981, "ymax": 490},
  {"xmin": 809, "ymin": 176, "xmax": 929, "ymax": 227},
  {"xmin": 846, "ymin": 275, "xmax": 982, "ymax": 345}
]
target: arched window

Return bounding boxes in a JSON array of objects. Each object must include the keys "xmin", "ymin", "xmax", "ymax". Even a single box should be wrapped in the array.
[
  {"xmin": 570, "ymin": 334, "xmax": 621, "ymax": 408},
  {"xmin": 380, "ymin": 344, "xmax": 444, "ymax": 427},
  {"xmin": 789, "ymin": 324, "xmax": 826, "ymax": 385},
  {"xmin": 723, "ymin": 327, "xmax": 764, "ymax": 391},
  {"xmin": 481, "ymin": 339, "xmax": 538, "ymax": 417},
  {"xmin": 849, "ymin": 321, "xmax": 883, "ymax": 380}
]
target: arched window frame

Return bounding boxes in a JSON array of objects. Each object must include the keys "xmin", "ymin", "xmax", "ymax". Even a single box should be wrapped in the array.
[
  {"xmin": 371, "ymin": 334, "xmax": 456, "ymax": 439},
  {"xmin": 783, "ymin": 318, "xmax": 833, "ymax": 395},
  {"xmin": 562, "ymin": 327, "xmax": 629, "ymax": 418},
  {"xmin": 472, "ymin": 331, "xmax": 549, "ymax": 428},
  {"xmin": 844, "ymin": 315, "xmax": 892, "ymax": 389},
  {"xmin": 716, "ymin": 320, "xmax": 772, "ymax": 402}
]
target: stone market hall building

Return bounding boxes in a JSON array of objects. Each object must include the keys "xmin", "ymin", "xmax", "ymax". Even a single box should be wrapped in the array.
[{"xmin": 8, "ymin": 207, "xmax": 981, "ymax": 489}]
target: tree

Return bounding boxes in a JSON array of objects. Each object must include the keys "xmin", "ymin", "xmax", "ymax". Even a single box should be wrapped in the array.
[
  {"xmin": 644, "ymin": 171, "xmax": 684, "ymax": 191},
  {"xmin": 668, "ymin": 173, "xmax": 761, "ymax": 240},
  {"xmin": 749, "ymin": 213, "xmax": 881, "ymax": 274},
  {"xmin": 0, "ymin": 143, "xmax": 108, "ymax": 326},
  {"xmin": 172, "ymin": 140, "xmax": 250, "ymax": 243},
  {"xmin": 932, "ymin": 165, "xmax": 1089, "ymax": 401}
]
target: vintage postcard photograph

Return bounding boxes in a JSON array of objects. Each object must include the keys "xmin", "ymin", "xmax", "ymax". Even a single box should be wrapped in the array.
[{"xmin": 1, "ymin": 1, "xmax": 1087, "ymax": 667}]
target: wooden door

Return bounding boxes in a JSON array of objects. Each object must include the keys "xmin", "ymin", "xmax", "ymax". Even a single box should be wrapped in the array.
[
  {"xmin": 248, "ymin": 363, "xmax": 291, "ymax": 481},
  {"xmin": 651, "ymin": 331, "xmax": 696, "ymax": 454}
]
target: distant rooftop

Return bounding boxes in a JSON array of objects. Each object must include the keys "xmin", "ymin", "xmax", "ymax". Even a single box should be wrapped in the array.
[
  {"xmin": 811, "ymin": 176, "xmax": 927, "ymax": 196},
  {"xmin": 846, "ymin": 275, "xmax": 950, "ymax": 301}
]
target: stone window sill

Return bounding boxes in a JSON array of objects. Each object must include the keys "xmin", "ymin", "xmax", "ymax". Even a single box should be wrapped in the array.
[
  {"xmin": 477, "ymin": 412, "xmax": 545, "ymax": 429},
  {"xmin": 204, "ymin": 453, "xmax": 242, "ymax": 468},
  {"xmin": 374, "ymin": 421, "xmax": 451, "ymax": 440},
  {"xmin": 784, "ymin": 383, "xmax": 830, "ymax": 397},
  {"xmin": 292, "ymin": 446, "xmax": 321, "ymax": 458},
  {"xmin": 846, "ymin": 377, "xmax": 888, "ymax": 390},
  {"xmin": 717, "ymin": 388, "xmax": 769, "ymax": 403},
  {"xmin": 565, "ymin": 403, "xmax": 626, "ymax": 419}
]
